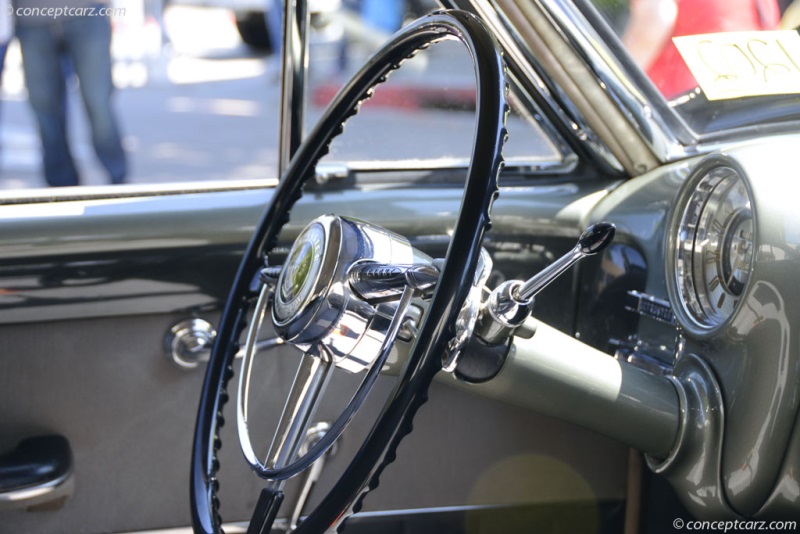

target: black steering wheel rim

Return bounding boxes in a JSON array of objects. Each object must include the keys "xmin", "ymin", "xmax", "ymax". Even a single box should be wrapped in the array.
[{"xmin": 191, "ymin": 10, "xmax": 507, "ymax": 533}]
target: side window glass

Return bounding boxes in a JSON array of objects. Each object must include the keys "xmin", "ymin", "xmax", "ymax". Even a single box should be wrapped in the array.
[
  {"xmin": 0, "ymin": 1, "xmax": 570, "ymax": 192},
  {"xmin": 306, "ymin": 4, "xmax": 570, "ymax": 173},
  {"xmin": 1, "ymin": 2, "xmax": 281, "ymax": 190}
]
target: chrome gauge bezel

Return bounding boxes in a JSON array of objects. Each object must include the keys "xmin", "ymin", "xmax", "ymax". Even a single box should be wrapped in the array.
[{"xmin": 670, "ymin": 164, "xmax": 756, "ymax": 334}]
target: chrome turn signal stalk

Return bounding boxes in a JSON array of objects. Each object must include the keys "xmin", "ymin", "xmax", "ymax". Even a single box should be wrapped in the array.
[
  {"xmin": 348, "ymin": 262, "xmax": 440, "ymax": 301},
  {"xmin": 476, "ymin": 222, "xmax": 615, "ymax": 345}
]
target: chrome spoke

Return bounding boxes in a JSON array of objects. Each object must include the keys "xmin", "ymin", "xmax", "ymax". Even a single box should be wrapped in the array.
[
  {"xmin": 237, "ymin": 283, "xmax": 336, "ymax": 481},
  {"xmin": 265, "ymin": 352, "xmax": 334, "ymax": 472},
  {"xmin": 238, "ymin": 283, "xmax": 274, "ymax": 470}
]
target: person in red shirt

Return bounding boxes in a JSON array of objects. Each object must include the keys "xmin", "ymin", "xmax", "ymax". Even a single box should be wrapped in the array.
[{"xmin": 622, "ymin": 0, "xmax": 781, "ymax": 98}]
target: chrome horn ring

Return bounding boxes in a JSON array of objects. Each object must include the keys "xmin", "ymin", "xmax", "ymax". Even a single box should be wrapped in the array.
[{"xmin": 236, "ymin": 215, "xmax": 430, "ymax": 481}]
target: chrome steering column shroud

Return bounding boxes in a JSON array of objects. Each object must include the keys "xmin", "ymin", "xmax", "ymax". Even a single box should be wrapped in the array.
[{"xmin": 272, "ymin": 214, "xmax": 433, "ymax": 373}]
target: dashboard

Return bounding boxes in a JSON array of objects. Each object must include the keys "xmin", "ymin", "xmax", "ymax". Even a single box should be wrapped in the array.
[{"xmin": 579, "ymin": 135, "xmax": 800, "ymax": 518}]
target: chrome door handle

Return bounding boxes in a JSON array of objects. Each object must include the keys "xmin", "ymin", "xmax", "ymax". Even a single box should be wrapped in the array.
[{"xmin": 0, "ymin": 435, "xmax": 74, "ymax": 510}]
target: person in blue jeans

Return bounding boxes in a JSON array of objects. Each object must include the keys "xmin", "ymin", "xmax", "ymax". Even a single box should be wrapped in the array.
[{"xmin": 15, "ymin": 11, "xmax": 127, "ymax": 186}]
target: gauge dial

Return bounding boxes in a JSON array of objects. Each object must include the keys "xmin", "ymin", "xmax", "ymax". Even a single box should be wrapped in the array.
[{"xmin": 675, "ymin": 167, "xmax": 755, "ymax": 330}]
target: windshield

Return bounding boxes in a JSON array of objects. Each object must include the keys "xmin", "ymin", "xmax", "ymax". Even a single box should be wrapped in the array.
[{"xmin": 590, "ymin": 0, "xmax": 800, "ymax": 134}]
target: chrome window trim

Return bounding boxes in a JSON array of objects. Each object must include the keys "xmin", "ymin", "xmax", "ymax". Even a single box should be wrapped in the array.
[
  {"xmin": 0, "ymin": 178, "xmax": 280, "ymax": 206},
  {"xmin": 542, "ymin": 0, "xmax": 688, "ymax": 161},
  {"xmin": 341, "ymin": 158, "xmax": 578, "ymax": 174},
  {"xmin": 443, "ymin": 0, "xmax": 624, "ymax": 174},
  {"xmin": 449, "ymin": 0, "xmax": 800, "ymax": 166}
]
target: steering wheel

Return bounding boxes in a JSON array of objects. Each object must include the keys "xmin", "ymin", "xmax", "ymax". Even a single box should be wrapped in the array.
[{"xmin": 191, "ymin": 10, "xmax": 507, "ymax": 533}]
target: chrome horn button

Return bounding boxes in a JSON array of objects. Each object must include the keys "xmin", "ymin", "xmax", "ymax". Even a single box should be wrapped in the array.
[
  {"xmin": 278, "ymin": 232, "xmax": 321, "ymax": 306},
  {"xmin": 273, "ymin": 219, "xmax": 334, "ymax": 333}
]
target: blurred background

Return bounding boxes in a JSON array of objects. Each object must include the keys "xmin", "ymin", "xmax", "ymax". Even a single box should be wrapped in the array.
[{"xmin": 0, "ymin": 0, "xmax": 556, "ymax": 190}]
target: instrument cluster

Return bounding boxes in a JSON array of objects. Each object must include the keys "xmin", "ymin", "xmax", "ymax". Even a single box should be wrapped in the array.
[{"xmin": 670, "ymin": 165, "xmax": 755, "ymax": 333}]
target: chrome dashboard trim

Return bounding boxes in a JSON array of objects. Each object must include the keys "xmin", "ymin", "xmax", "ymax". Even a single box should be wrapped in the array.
[
  {"xmin": 646, "ymin": 354, "xmax": 731, "ymax": 518},
  {"xmin": 624, "ymin": 290, "xmax": 675, "ymax": 326},
  {"xmin": 666, "ymin": 162, "xmax": 757, "ymax": 337}
]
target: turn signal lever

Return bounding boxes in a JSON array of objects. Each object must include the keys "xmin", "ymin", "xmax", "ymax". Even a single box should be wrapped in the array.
[{"xmin": 475, "ymin": 222, "xmax": 615, "ymax": 345}]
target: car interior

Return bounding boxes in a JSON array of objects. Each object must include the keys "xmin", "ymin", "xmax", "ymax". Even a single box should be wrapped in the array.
[{"xmin": 1, "ymin": 0, "xmax": 799, "ymax": 533}]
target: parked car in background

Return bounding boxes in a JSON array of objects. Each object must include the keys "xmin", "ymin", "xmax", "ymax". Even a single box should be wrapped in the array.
[{"xmin": 2, "ymin": 0, "xmax": 800, "ymax": 533}]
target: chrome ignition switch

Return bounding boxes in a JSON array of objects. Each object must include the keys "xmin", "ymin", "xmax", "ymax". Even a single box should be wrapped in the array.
[{"xmin": 475, "ymin": 222, "xmax": 616, "ymax": 345}]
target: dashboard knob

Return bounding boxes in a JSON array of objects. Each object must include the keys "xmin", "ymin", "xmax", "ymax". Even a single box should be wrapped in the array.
[{"xmin": 578, "ymin": 222, "xmax": 616, "ymax": 255}]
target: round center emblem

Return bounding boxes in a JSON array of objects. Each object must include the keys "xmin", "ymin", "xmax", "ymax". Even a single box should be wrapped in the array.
[
  {"xmin": 274, "ymin": 223, "xmax": 326, "ymax": 324},
  {"xmin": 281, "ymin": 240, "xmax": 314, "ymax": 303}
]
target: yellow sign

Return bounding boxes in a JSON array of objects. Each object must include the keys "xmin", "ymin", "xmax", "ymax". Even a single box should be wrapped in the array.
[{"xmin": 673, "ymin": 30, "xmax": 800, "ymax": 100}]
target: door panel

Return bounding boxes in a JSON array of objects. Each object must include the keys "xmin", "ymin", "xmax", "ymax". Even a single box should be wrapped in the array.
[
  {"xmin": 0, "ymin": 179, "xmax": 628, "ymax": 533},
  {"xmin": 0, "ymin": 313, "xmax": 629, "ymax": 533}
]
